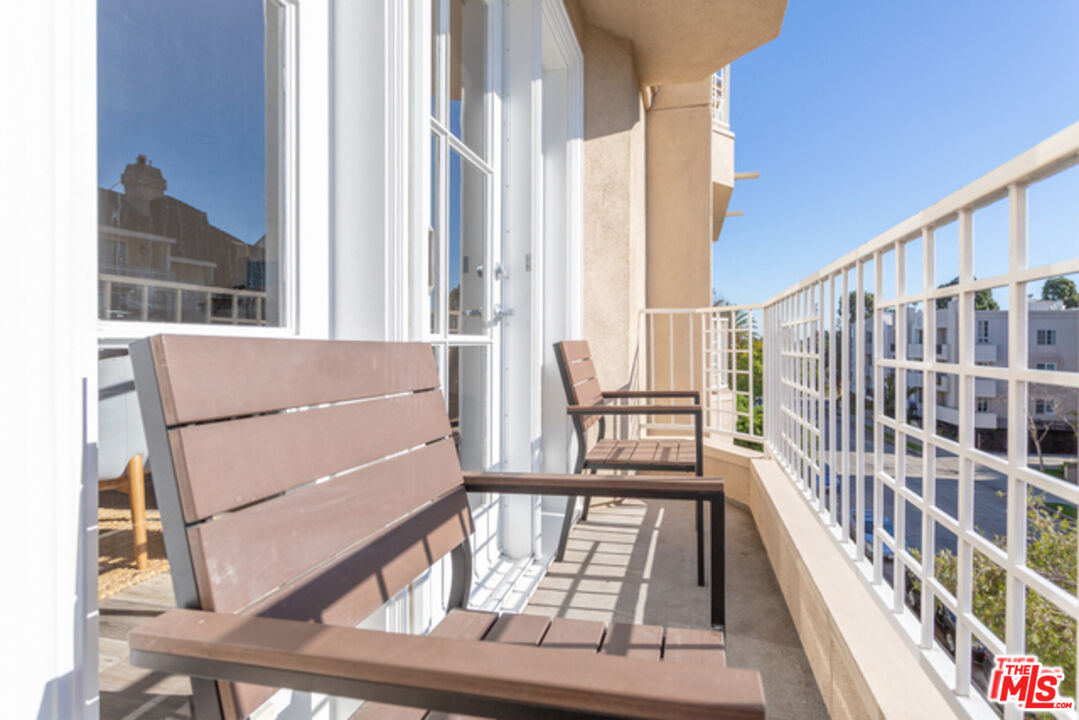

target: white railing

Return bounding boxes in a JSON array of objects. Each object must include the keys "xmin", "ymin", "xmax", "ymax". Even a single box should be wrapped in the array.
[
  {"xmin": 761, "ymin": 124, "xmax": 1079, "ymax": 719},
  {"xmin": 711, "ymin": 66, "xmax": 730, "ymax": 133},
  {"xmin": 639, "ymin": 305, "xmax": 764, "ymax": 447},
  {"xmin": 641, "ymin": 123, "xmax": 1079, "ymax": 718},
  {"xmin": 99, "ymin": 273, "xmax": 267, "ymax": 325}
]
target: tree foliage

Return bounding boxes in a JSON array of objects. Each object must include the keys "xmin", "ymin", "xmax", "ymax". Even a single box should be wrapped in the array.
[
  {"xmin": 936, "ymin": 276, "xmax": 999, "ymax": 310},
  {"xmin": 840, "ymin": 291, "xmax": 874, "ymax": 321},
  {"xmin": 1042, "ymin": 276, "xmax": 1079, "ymax": 308},
  {"xmin": 921, "ymin": 492, "xmax": 1077, "ymax": 702}
]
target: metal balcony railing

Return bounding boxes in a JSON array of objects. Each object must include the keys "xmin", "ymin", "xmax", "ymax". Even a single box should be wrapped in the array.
[
  {"xmin": 639, "ymin": 305, "xmax": 765, "ymax": 448},
  {"xmin": 644, "ymin": 122, "xmax": 1079, "ymax": 719},
  {"xmin": 711, "ymin": 66, "xmax": 730, "ymax": 133}
]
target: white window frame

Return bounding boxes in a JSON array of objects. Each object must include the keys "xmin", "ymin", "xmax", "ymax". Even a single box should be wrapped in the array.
[
  {"xmin": 96, "ymin": 0, "xmax": 332, "ymax": 345},
  {"xmin": 976, "ymin": 397, "xmax": 990, "ymax": 413},
  {"xmin": 1035, "ymin": 361, "xmax": 1057, "ymax": 371},
  {"xmin": 976, "ymin": 318, "xmax": 990, "ymax": 344}
]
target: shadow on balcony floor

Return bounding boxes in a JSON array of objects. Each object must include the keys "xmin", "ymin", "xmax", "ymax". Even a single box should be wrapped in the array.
[{"xmin": 523, "ymin": 497, "xmax": 828, "ymax": 720}]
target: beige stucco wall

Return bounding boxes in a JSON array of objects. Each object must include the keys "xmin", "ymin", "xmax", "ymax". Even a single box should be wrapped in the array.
[
  {"xmin": 579, "ymin": 23, "xmax": 647, "ymax": 392},
  {"xmin": 646, "ymin": 78, "xmax": 713, "ymax": 310}
]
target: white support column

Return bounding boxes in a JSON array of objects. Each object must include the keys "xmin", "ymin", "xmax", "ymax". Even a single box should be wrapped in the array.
[
  {"xmin": 500, "ymin": 0, "xmax": 542, "ymax": 558},
  {"xmin": 3, "ymin": 3, "xmax": 99, "ymax": 718}
]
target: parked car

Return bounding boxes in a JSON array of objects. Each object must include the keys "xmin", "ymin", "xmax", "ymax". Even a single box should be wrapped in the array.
[{"xmin": 849, "ymin": 508, "xmax": 895, "ymax": 561}]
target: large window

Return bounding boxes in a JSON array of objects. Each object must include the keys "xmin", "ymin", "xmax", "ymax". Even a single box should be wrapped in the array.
[
  {"xmin": 97, "ymin": 0, "xmax": 292, "ymax": 328},
  {"xmin": 427, "ymin": 0, "xmax": 497, "ymax": 471}
]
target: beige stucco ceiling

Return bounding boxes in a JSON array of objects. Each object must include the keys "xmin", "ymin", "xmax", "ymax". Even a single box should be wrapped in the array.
[{"xmin": 577, "ymin": 0, "xmax": 787, "ymax": 86}]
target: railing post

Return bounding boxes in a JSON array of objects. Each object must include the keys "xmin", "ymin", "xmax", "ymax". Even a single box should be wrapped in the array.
[{"xmin": 140, "ymin": 284, "xmax": 149, "ymax": 321}]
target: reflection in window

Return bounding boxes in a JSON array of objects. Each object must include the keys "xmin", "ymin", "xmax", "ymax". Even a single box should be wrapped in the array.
[{"xmin": 97, "ymin": 0, "xmax": 286, "ymax": 326}]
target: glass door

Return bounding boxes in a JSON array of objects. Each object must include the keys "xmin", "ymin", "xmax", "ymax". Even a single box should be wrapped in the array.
[{"xmin": 426, "ymin": 0, "xmax": 500, "ymax": 477}]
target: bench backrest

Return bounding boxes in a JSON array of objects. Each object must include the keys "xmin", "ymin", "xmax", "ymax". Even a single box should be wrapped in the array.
[
  {"xmin": 554, "ymin": 340, "xmax": 603, "ymax": 432},
  {"xmin": 131, "ymin": 335, "xmax": 474, "ymax": 720}
]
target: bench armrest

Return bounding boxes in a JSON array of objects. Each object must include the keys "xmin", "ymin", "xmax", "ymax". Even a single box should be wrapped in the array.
[
  {"xmin": 603, "ymin": 390, "xmax": 700, "ymax": 402},
  {"xmin": 566, "ymin": 403, "xmax": 701, "ymax": 416},
  {"xmin": 463, "ymin": 472, "xmax": 722, "ymax": 499},
  {"xmin": 130, "ymin": 609, "xmax": 763, "ymax": 719}
]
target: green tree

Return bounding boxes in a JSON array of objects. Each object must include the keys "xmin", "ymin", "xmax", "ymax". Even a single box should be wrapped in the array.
[
  {"xmin": 916, "ymin": 492, "xmax": 1077, "ymax": 703},
  {"xmin": 840, "ymin": 291, "xmax": 874, "ymax": 321},
  {"xmin": 1041, "ymin": 276, "xmax": 1079, "ymax": 308},
  {"xmin": 936, "ymin": 276, "xmax": 999, "ymax": 310}
]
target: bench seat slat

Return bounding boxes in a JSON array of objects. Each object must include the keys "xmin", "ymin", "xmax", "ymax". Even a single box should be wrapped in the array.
[
  {"xmin": 350, "ymin": 610, "xmax": 498, "ymax": 720},
  {"xmin": 601, "ymin": 623, "xmax": 664, "ymax": 660},
  {"xmin": 540, "ymin": 617, "xmax": 606, "ymax": 653},
  {"xmin": 171, "ymin": 389, "xmax": 451, "ymax": 521},
  {"xmin": 663, "ymin": 627, "xmax": 726, "ymax": 666},
  {"xmin": 149, "ymin": 335, "xmax": 440, "ymax": 426},
  {"xmin": 189, "ymin": 438, "xmax": 464, "ymax": 614}
]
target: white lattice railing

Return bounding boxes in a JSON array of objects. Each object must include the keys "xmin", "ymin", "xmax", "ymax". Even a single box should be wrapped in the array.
[
  {"xmin": 711, "ymin": 66, "xmax": 730, "ymax": 133},
  {"xmin": 645, "ymin": 122, "xmax": 1079, "ymax": 718},
  {"xmin": 639, "ymin": 305, "xmax": 764, "ymax": 447}
]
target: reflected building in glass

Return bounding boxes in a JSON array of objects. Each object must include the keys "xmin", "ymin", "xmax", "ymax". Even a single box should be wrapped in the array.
[{"xmin": 98, "ymin": 156, "xmax": 267, "ymax": 324}]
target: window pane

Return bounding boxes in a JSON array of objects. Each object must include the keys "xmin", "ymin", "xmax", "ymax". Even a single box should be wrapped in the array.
[
  {"xmin": 449, "ymin": 0, "xmax": 486, "ymax": 157},
  {"xmin": 97, "ymin": 0, "xmax": 285, "ymax": 326},
  {"xmin": 446, "ymin": 345, "xmax": 488, "ymax": 471},
  {"xmin": 447, "ymin": 151, "xmax": 486, "ymax": 335}
]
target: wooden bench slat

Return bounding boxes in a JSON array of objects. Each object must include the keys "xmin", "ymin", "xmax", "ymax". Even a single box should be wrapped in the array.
[
  {"xmin": 149, "ymin": 335, "xmax": 439, "ymax": 426},
  {"xmin": 559, "ymin": 340, "xmax": 592, "ymax": 363},
  {"xmin": 131, "ymin": 609, "xmax": 767, "ymax": 720},
  {"xmin": 171, "ymin": 389, "xmax": 451, "ymax": 521},
  {"xmin": 226, "ymin": 487, "xmax": 474, "ymax": 719},
  {"xmin": 601, "ymin": 623, "xmax": 664, "ymax": 660},
  {"xmin": 483, "ymin": 613, "xmax": 551, "ymax": 646},
  {"xmin": 663, "ymin": 627, "xmax": 726, "ymax": 666},
  {"xmin": 571, "ymin": 376, "xmax": 603, "ymax": 408},
  {"xmin": 350, "ymin": 610, "xmax": 498, "ymax": 720},
  {"xmin": 631, "ymin": 441, "xmax": 658, "ymax": 463},
  {"xmin": 189, "ymin": 438, "xmax": 464, "ymax": 614},
  {"xmin": 539, "ymin": 617, "xmax": 606, "ymax": 653},
  {"xmin": 565, "ymin": 357, "xmax": 598, "ymax": 388}
]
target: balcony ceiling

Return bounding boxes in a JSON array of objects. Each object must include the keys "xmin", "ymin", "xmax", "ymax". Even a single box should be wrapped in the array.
[{"xmin": 578, "ymin": 0, "xmax": 787, "ymax": 86}]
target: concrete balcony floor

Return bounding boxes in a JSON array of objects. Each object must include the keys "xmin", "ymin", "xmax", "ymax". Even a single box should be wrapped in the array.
[
  {"xmin": 98, "ymin": 499, "xmax": 826, "ymax": 719},
  {"xmin": 523, "ymin": 497, "xmax": 827, "ymax": 720}
]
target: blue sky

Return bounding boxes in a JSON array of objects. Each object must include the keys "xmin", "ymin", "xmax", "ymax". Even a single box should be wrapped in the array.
[
  {"xmin": 98, "ymin": 0, "xmax": 266, "ymax": 244},
  {"xmin": 714, "ymin": 1, "xmax": 1079, "ymax": 307}
]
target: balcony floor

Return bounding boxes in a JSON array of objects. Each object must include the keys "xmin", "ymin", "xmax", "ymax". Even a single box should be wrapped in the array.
[
  {"xmin": 523, "ymin": 497, "xmax": 827, "ymax": 720},
  {"xmin": 98, "ymin": 499, "xmax": 827, "ymax": 719}
]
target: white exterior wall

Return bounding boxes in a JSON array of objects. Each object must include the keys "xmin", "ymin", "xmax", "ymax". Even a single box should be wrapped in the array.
[{"xmin": 2, "ymin": 3, "xmax": 99, "ymax": 718}]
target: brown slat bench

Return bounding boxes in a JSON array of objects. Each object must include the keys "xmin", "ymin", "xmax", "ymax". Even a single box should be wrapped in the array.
[
  {"xmin": 128, "ymin": 335, "xmax": 752, "ymax": 720},
  {"xmin": 553, "ymin": 340, "xmax": 708, "ymax": 586}
]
